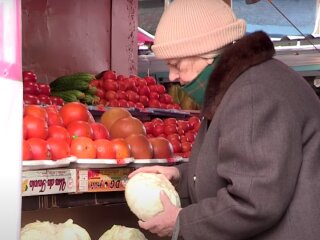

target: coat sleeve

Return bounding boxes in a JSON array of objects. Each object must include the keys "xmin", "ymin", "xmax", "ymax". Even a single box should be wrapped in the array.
[{"xmin": 178, "ymin": 82, "xmax": 303, "ymax": 239}]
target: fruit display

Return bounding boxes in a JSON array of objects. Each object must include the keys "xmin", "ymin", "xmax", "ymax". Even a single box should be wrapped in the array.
[
  {"xmin": 143, "ymin": 116, "xmax": 201, "ymax": 158},
  {"xmin": 23, "ymin": 103, "xmax": 201, "ymax": 162},
  {"xmin": 23, "ymin": 70, "xmax": 64, "ymax": 106},
  {"xmin": 92, "ymin": 70, "xmax": 182, "ymax": 109},
  {"xmin": 23, "ymin": 102, "xmax": 113, "ymax": 161},
  {"xmin": 99, "ymin": 108, "xmax": 175, "ymax": 160}
]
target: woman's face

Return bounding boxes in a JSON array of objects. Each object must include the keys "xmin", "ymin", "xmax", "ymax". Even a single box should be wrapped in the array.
[{"xmin": 167, "ymin": 56, "xmax": 213, "ymax": 85}]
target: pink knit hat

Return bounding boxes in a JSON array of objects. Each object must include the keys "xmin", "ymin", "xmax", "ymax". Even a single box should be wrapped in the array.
[{"xmin": 152, "ymin": 0, "xmax": 246, "ymax": 59}]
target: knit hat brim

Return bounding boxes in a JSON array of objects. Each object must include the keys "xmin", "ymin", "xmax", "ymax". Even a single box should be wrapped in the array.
[{"xmin": 152, "ymin": 19, "xmax": 246, "ymax": 60}]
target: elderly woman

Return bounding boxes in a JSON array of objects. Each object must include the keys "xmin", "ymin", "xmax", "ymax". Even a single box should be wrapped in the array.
[{"xmin": 129, "ymin": 0, "xmax": 320, "ymax": 239}]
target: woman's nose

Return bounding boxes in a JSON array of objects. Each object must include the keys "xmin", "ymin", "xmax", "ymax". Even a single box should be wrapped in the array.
[{"xmin": 169, "ymin": 70, "xmax": 179, "ymax": 82}]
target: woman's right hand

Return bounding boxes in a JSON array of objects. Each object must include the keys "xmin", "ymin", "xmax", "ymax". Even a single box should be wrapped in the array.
[{"xmin": 128, "ymin": 165, "xmax": 180, "ymax": 182}]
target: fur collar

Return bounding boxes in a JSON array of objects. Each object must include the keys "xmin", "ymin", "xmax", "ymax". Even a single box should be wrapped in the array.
[{"xmin": 202, "ymin": 31, "xmax": 275, "ymax": 120}]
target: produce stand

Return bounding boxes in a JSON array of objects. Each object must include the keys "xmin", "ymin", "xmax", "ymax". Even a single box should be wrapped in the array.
[{"xmin": 1, "ymin": 0, "xmax": 319, "ymax": 239}]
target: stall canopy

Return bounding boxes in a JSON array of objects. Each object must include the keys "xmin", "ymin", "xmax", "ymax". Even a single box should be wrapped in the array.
[{"xmin": 138, "ymin": 27, "xmax": 154, "ymax": 44}]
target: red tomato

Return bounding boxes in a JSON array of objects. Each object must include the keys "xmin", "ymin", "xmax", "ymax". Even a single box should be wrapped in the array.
[
  {"xmin": 23, "ymin": 82, "xmax": 39, "ymax": 95},
  {"xmin": 90, "ymin": 122, "xmax": 110, "ymax": 140},
  {"xmin": 111, "ymin": 138, "xmax": 131, "ymax": 159},
  {"xmin": 181, "ymin": 141, "xmax": 192, "ymax": 153},
  {"xmin": 23, "ymin": 71, "xmax": 37, "ymax": 82},
  {"xmin": 37, "ymin": 94, "xmax": 52, "ymax": 105},
  {"xmin": 38, "ymin": 84, "xmax": 51, "ymax": 96},
  {"xmin": 169, "ymin": 139, "xmax": 182, "ymax": 153},
  {"xmin": 155, "ymin": 84, "xmax": 166, "ymax": 94},
  {"xmin": 177, "ymin": 120, "xmax": 191, "ymax": 132},
  {"xmin": 87, "ymin": 111, "xmax": 95, "ymax": 123},
  {"xmin": 50, "ymin": 96, "xmax": 64, "ymax": 106},
  {"xmin": 67, "ymin": 120, "xmax": 93, "ymax": 139},
  {"xmin": 24, "ymin": 105, "xmax": 48, "ymax": 121},
  {"xmin": 94, "ymin": 139, "xmax": 115, "ymax": 159},
  {"xmin": 139, "ymin": 95, "xmax": 149, "ymax": 106},
  {"xmin": 139, "ymin": 86, "xmax": 150, "ymax": 97},
  {"xmin": 144, "ymin": 76, "xmax": 157, "ymax": 86},
  {"xmin": 103, "ymin": 79, "xmax": 118, "ymax": 91},
  {"xmin": 27, "ymin": 138, "xmax": 51, "ymax": 160},
  {"xmin": 151, "ymin": 118, "xmax": 163, "ymax": 125},
  {"xmin": 90, "ymin": 79, "xmax": 101, "ymax": 88},
  {"xmin": 23, "ymin": 126, "xmax": 27, "ymax": 140},
  {"xmin": 143, "ymin": 121, "xmax": 154, "ymax": 135},
  {"xmin": 23, "ymin": 94, "xmax": 40, "ymax": 105},
  {"xmin": 70, "ymin": 137, "xmax": 96, "ymax": 159},
  {"xmin": 188, "ymin": 116, "xmax": 201, "ymax": 128},
  {"xmin": 166, "ymin": 133, "xmax": 181, "ymax": 142},
  {"xmin": 59, "ymin": 102, "xmax": 90, "ymax": 126},
  {"xmin": 163, "ymin": 118, "xmax": 177, "ymax": 125},
  {"xmin": 24, "ymin": 115, "xmax": 48, "ymax": 139},
  {"xmin": 23, "ymin": 140, "xmax": 32, "ymax": 160},
  {"xmin": 185, "ymin": 131, "xmax": 196, "ymax": 143},
  {"xmin": 152, "ymin": 123, "xmax": 165, "ymax": 137},
  {"xmin": 164, "ymin": 124, "xmax": 178, "ymax": 136},
  {"xmin": 47, "ymin": 137, "xmax": 71, "ymax": 160},
  {"xmin": 45, "ymin": 105, "xmax": 60, "ymax": 113},
  {"xmin": 46, "ymin": 110, "xmax": 64, "ymax": 127},
  {"xmin": 95, "ymin": 87, "xmax": 105, "ymax": 99},
  {"xmin": 103, "ymin": 70, "xmax": 116, "ymax": 80},
  {"xmin": 48, "ymin": 125, "xmax": 71, "ymax": 145},
  {"xmin": 105, "ymin": 90, "xmax": 117, "ymax": 101}
]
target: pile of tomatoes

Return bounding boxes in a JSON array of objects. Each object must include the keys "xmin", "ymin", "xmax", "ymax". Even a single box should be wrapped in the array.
[
  {"xmin": 143, "ymin": 116, "xmax": 201, "ymax": 158},
  {"xmin": 23, "ymin": 102, "xmax": 131, "ymax": 161}
]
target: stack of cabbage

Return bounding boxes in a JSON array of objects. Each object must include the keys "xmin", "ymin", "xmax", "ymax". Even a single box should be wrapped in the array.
[
  {"xmin": 21, "ymin": 219, "xmax": 90, "ymax": 240},
  {"xmin": 98, "ymin": 225, "xmax": 147, "ymax": 240}
]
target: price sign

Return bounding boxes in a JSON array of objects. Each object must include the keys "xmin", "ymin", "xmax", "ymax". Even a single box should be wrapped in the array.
[
  {"xmin": 78, "ymin": 168, "xmax": 134, "ymax": 193},
  {"xmin": 22, "ymin": 169, "xmax": 77, "ymax": 196}
]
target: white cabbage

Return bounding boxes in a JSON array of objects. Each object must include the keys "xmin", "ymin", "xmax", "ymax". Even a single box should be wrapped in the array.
[
  {"xmin": 21, "ymin": 219, "xmax": 90, "ymax": 240},
  {"xmin": 99, "ymin": 225, "xmax": 147, "ymax": 240},
  {"xmin": 125, "ymin": 172, "xmax": 181, "ymax": 221}
]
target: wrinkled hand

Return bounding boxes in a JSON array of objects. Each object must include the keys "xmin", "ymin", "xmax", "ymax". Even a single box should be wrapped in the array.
[
  {"xmin": 128, "ymin": 165, "xmax": 180, "ymax": 182},
  {"xmin": 138, "ymin": 191, "xmax": 182, "ymax": 237}
]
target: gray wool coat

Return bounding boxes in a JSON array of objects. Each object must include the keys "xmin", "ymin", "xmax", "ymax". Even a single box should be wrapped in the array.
[{"xmin": 175, "ymin": 31, "xmax": 320, "ymax": 240}]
